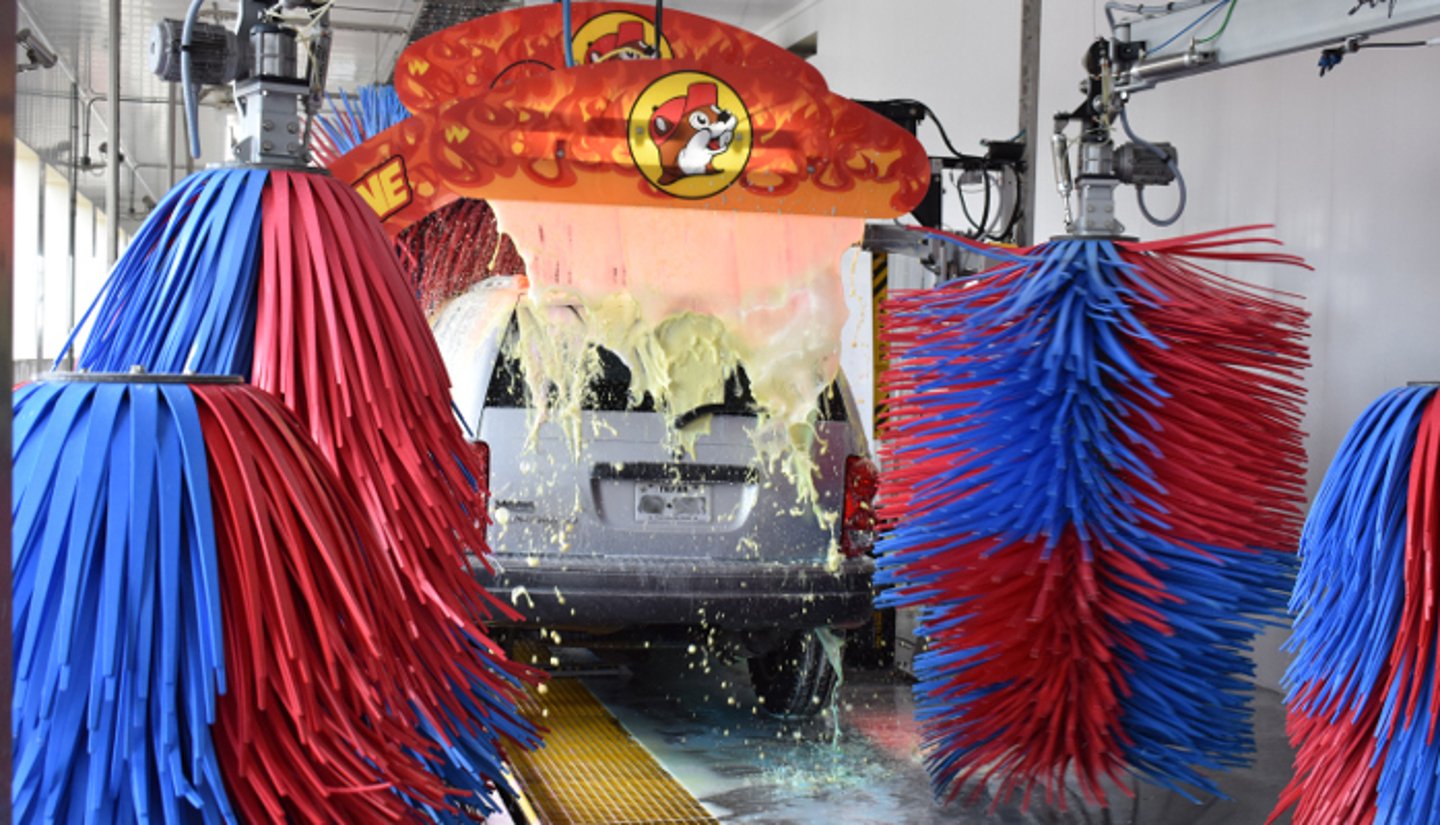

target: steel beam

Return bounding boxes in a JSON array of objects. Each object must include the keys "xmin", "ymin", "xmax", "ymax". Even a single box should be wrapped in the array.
[{"xmin": 1118, "ymin": 0, "xmax": 1440, "ymax": 84}]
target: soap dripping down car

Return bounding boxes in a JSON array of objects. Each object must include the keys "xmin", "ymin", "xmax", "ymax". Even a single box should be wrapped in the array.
[{"xmin": 434, "ymin": 277, "xmax": 877, "ymax": 716}]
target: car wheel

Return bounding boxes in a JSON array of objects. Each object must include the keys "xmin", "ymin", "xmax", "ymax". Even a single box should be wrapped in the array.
[{"xmin": 747, "ymin": 629, "xmax": 840, "ymax": 719}]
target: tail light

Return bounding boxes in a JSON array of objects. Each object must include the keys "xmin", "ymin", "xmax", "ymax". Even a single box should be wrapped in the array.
[
  {"xmin": 472, "ymin": 440, "xmax": 491, "ymax": 505},
  {"xmin": 841, "ymin": 455, "xmax": 880, "ymax": 558}
]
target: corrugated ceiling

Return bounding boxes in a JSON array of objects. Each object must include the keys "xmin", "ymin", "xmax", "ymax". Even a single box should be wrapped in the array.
[{"xmin": 14, "ymin": 0, "xmax": 806, "ymax": 232}]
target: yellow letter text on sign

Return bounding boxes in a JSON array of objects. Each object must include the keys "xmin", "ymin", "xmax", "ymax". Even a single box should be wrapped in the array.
[{"xmin": 353, "ymin": 156, "xmax": 414, "ymax": 220}]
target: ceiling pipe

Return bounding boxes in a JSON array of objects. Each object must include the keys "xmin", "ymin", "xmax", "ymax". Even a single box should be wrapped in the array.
[
  {"xmin": 106, "ymin": 0, "xmax": 121, "ymax": 264},
  {"xmin": 16, "ymin": 1, "xmax": 161, "ymax": 206}
]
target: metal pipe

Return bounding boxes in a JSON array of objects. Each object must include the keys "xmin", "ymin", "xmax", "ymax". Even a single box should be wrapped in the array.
[
  {"xmin": 22, "ymin": 91, "xmax": 215, "ymax": 105},
  {"xmin": 1119, "ymin": 49, "xmax": 1217, "ymax": 88},
  {"xmin": 67, "ymin": 81, "xmax": 80, "ymax": 369},
  {"xmin": 36, "ymin": 142, "xmax": 46, "ymax": 361},
  {"xmin": 18, "ymin": 0, "xmax": 159, "ymax": 205},
  {"xmin": 199, "ymin": 6, "xmax": 407, "ymax": 34},
  {"xmin": 106, "ymin": 0, "xmax": 122, "ymax": 265},
  {"xmin": 1015, "ymin": 0, "xmax": 1042, "ymax": 245},
  {"xmin": 167, "ymin": 84, "xmax": 179, "ymax": 188}
]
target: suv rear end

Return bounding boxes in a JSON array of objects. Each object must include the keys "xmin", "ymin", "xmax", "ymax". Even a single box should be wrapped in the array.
[{"xmin": 436, "ymin": 277, "xmax": 876, "ymax": 714}]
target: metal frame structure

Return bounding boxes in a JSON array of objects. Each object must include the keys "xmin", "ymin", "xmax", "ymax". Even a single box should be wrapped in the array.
[
  {"xmin": 1050, "ymin": 0, "xmax": 1440, "ymax": 237},
  {"xmin": 1114, "ymin": 0, "xmax": 1440, "ymax": 89}
]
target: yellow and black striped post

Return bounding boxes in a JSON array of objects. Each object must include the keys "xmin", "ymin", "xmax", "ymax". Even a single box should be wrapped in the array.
[
  {"xmin": 867, "ymin": 250, "xmax": 895, "ymax": 666},
  {"xmin": 871, "ymin": 250, "xmax": 889, "ymax": 428}
]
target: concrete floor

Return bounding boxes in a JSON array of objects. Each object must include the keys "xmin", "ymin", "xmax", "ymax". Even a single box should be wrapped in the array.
[{"xmin": 571, "ymin": 650, "xmax": 1296, "ymax": 825}]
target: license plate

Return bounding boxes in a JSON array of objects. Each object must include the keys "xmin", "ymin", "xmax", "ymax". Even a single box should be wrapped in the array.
[{"xmin": 635, "ymin": 482, "xmax": 712, "ymax": 523}]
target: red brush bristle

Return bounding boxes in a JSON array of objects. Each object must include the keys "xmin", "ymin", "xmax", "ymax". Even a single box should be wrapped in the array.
[
  {"xmin": 196, "ymin": 383, "xmax": 457, "ymax": 821},
  {"xmin": 1271, "ymin": 682, "xmax": 1382, "ymax": 825},
  {"xmin": 251, "ymin": 171, "xmax": 539, "ymax": 760},
  {"xmin": 1387, "ymin": 402, "xmax": 1440, "ymax": 735},
  {"xmin": 916, "ymin": 533, "xmax": 1156, "ymax": 811},
  {"xmin": 398, "ymin": 198, "xmax": 527, "ymax": 312},
  {"xmin": 1118, "ymin": 239, "xmax": 1310, "ymax": 555}
]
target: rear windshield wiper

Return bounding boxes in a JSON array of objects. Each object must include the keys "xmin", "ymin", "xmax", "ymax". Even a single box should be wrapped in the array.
[{"xmin": 672, "ymin": 401, "xmax": 758, "ymax": 430}]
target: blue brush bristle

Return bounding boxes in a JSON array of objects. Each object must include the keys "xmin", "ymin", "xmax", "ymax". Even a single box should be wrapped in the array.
[
  {"xmin": 12, "ymin": 380, "xmax": 234, "ymax": 823},
  {"xmin": 1281, "ymin": 385, "xmax": 1440, "ymax": 822},
  {"xmin": 316, "ymin": 85, "xmax": 410, "ymax": 155},
  {"xmin": 68, "ymin": 169, "xmax": 266, "ymax": 377},
  {"xmin": 1282, "ymin": 387, "xmax": 1433, "ymax": 720}
]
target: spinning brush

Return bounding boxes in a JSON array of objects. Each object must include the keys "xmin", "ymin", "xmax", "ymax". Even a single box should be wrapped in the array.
[
  {"xmin": 51, "ymin": 165, "xmax": 539, "ymax": 818},
  {"xmin": 875, "ymin": 226, "xmax": 1309, "ymax": 808},
  {"xmin": 311, "ymin": 85, "xmax": 526, "ymax": 313},
  {"xmin": 398, "ymin": 198, "xmax": 527, "ymax": 314},
  {"xmin": 1273, "ymin": 385, "xmax": 1440, "ymax": 824},
  {"xmin": 12, "ymin": 377, "xmax": 533, "ymax": 822}
]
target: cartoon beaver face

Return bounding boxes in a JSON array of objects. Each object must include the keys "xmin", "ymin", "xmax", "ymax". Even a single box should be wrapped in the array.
[{"xmin": 648, "ymin": 82, "xmax": 737, "ymax": 186}]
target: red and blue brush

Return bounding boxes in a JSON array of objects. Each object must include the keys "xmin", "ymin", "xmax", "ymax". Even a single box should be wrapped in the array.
[
  {"xmin": 1274, "ymin": 385, "xmax": 1440, "ymax": 824},
  {"xmin": 42, "ymin": 163, "xmax": 540, "ymax": 820},
  {"xmin": 876, "ymin": 225, "xmax": 1309, "ymax": 809},
  {"xmin": 12, "ymin": 376, "xmax": 534, "ymax": 822}
]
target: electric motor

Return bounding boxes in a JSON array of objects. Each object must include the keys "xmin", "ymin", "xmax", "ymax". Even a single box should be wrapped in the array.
[{"xmin": 149, "ymin": 18, "xmax": 241, "ymax": 85}]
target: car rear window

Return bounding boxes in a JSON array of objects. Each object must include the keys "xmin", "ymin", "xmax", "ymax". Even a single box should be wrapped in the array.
[{"xmin": 484, "ymin": 323, "xmax": 847, "ymax": 422}]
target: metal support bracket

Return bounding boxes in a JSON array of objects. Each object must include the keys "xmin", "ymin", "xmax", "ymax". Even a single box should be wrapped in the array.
[
  {"xmin": 232, "ymin": 78, "xmax": 310, "ymax": 165},
  {"xmin": 861, "ymin": 224, "xmax": 996, "ymax": 283}
]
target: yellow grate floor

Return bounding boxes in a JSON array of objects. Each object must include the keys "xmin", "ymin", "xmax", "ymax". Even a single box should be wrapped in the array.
[{"xmin": 508, "ymin": 676, "xmax": 719, "ymax": 825}]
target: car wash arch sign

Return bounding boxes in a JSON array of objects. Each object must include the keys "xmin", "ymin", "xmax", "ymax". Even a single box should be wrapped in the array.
[{"xmin": 327, "ymin": 5, "xmax": 929, "ymax": 236}]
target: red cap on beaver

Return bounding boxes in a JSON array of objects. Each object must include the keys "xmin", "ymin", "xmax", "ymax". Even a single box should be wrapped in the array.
[
  {"xmin": 649, "ymin": 82, "xmax": 720, "ymax": 145},
  {"xmin": 585, "ymin": 21, "xmax": 650, "ymax": 62}
]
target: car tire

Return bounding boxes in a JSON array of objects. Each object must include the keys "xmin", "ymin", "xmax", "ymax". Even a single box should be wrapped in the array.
[{"xmin": 747, "ymin": 629, "xmax": 840, "ymax": 719}]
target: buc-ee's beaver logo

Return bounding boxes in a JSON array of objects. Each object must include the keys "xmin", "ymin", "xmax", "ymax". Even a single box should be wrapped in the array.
[
  {"xmin": 627, "ymin": 72, "xmax": 751, "ymax": 199},
  {"xmin": 571, "ymin": 12, "xmax": 673, "ymax": 64}
]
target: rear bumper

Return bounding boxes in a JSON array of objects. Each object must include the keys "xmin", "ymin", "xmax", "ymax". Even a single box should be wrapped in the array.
[{"xmin": 474, "ymin": 555, "xmax": 875, "ymax": 631}]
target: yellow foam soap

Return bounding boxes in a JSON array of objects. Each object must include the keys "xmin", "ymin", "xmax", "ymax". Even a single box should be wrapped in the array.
[{"xmin": 490, "ymin": 201, "xmax": 861, "ymax": 506}]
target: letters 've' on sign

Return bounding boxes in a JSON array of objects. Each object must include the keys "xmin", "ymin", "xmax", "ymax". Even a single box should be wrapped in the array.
[{"xmin": 353, "ymin": 156, "xmax": 414, "ymax": 220}]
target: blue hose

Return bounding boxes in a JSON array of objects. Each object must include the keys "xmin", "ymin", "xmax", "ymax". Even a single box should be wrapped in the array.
[
  {"xmin": 181, "ymin": 0, "xmax": 206, "ymax": 158},
  {"xmin": 561, "ymin": 0, "xmax": 575, "ymax": 67}
]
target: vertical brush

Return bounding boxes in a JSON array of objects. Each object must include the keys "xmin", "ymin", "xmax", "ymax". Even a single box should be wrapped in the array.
[
  {"xmin": 398, "ymin": 197, "xmax": 527, "ymax": 314},
  {"xmin": 877, "ymin": 226, "xmax": 1309, "ymax": 808},
  {"xmin": 1273, "ymin": 385, "xmax": 1440, "ymax": 824}
]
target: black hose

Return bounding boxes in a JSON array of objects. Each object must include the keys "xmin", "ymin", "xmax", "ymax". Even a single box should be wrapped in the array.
[{"xmin": 955, "ymin": 169, "xmax": 993, "ymax": 239}]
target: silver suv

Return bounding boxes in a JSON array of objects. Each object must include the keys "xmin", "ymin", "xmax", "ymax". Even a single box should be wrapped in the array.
[{"xmin": 435, "ymin": 277, "xmax": 876, "ymax": 716}]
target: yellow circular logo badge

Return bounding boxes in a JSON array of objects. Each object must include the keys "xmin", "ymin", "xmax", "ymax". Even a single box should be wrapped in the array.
[
  {"xmin": 627, "ymin": 72, "xmax": 752, "ymax": 200},
  {"xmin": 571, "ymin": 12, "xmax": 673, "ymax": 65}
]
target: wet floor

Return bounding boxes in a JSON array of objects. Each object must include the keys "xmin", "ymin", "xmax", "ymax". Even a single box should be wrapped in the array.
[{"xmin": 565, "ymin": 650, "xmax": 1296, "ymax": 825}]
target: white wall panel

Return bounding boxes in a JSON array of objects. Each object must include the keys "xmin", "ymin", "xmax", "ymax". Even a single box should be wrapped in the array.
[{"xmin": 810, "ymin": 0, "xmax": 1440, "ymax": 691}]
